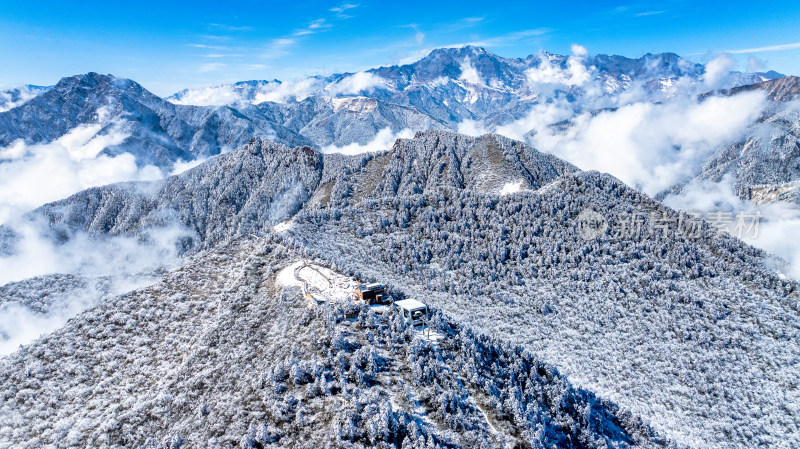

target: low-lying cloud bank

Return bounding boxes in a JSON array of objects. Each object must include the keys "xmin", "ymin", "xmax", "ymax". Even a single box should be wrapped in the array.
[
  {"xmin": 0, "ymin": 119, "xmax": 166, "ymax": 224},
  {"xmin": 0, "ymin": 216, "xmax": 193, "ymax": 354},
  {"xmin": 456, "ymin": 46, "xmax": 798, "ymax": 279},
  {"xmin": 463, "ymin": 91, "xmax": 767, "ymax": 196},
  {"xmin": 664, "ymin": 176, "xmax": 800, "ymax": 279},
  {"xmin": 0, "ymin": 85, "xmax": 45, "ymax": 113},
  {"xmin": 0, "ymin": 281, "xmax": 102, "ymax": 355},
  {"xmin": 320, "ymin": 127, "xmax": 415, "ymax": 155},
  {"xmin": 0, "ymin": 115, "xmax": 194, "ymax": 354},
  {"xmin": 169, "ymin": 71, "xmax": 387, "ymax": 106}
]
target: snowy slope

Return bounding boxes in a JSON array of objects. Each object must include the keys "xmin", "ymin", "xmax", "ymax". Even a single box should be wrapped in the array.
[
  {"xmin": 0, "ymin": 236, "xmax": 668, "ymax": 448},
  {"xmin": 1, "ymin": 130, "xmax": 798, "ymax": 449}
]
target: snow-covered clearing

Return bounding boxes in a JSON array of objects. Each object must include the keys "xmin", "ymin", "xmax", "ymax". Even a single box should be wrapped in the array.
[
  {"xmin": 276, "ymin": 260, "xmax": 359, "ymax": 304},
  {"xmin": 499, "ymin": 180, "xmax": 524, "ymax": 195}
]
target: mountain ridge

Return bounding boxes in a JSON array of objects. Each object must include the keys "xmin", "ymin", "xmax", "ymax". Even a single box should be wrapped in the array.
[{"xmin": 1, "ymin": 129, "xmax": 798, "ymax": 448}]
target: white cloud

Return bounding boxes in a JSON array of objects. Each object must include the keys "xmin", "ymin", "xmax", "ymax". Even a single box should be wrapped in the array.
[
  {"xmin": 461, "ymin": 28, "xmax": 549, "ymax": 48},
  {"xmin": 635, "ymin": 10, "xmax": 666, "ymax": 16},
  {"xmin": 415, "ymin": 29, "xmax": 425, "ymax": 46},
  {"xmin": 0, "ymin": 86, "xmax": 42, "ymax": 113},
  {"xmin": 525, "ymin": 46, "xmax": 593, "ymax": 96},
  {"xmin": 0, "ymin": 117, "xmax": 194, "ymax": 354},
  {"xmin": 748, "ymin": 56, "xmax": 766, "ymax": 72},
  {"xmin": 188, "ymin": 43, "xmax": 228, "ymax": 50},
  {"xmin": 171, "ymin": 73, "xmax": 384, "ymax": 107},
  {"xmin": 0, "ymin": 218, "xmax": 192, "ymax": 354},
  {"xmin": 253, "ymin": 77, "xmax": 324, "ymax": 103},
  {"xmin": 263, "ymin": 38, "xmax": 296, "ymax": 59},
  {"xmin": 663, "ymin": 175, "xmax": 800, "ymax": 280},
  {"xmin": 199, "ymin": 62, "xmax": 226, "ymax": 73},
  {"xmin": 168, "ymin": 85, "xmax": 244, "ymax": 106},
  {"xmin": 456, "ymin": 118, "xmax": 489, "ymax": 137},
  {"xmin": 492, "ymin": 91, "xmax": 767, "ymax": 195},
  {"xmin": 727, "ymin": 41, "xmax": 800, "ymax": 54},
  {"xmin": 458, "ymin": 58, "xmax": 483, "ymax": 85},
  {"xmin": 293, "ymin": 18, "xmax": 332, "ymax": 37},
  {"xmin": 320, "ymin": 127, "xmax": 414, "ymax": 155},
  {"xmin": 0, "ymin": 122, "xmax": 164, "ymax": 224},
  {"xmin": 571, "ymin": 43, "xmax": 589, "ymax": 58},
  {"xmin": 0, "ymin": 217, "xmax": 189, "ymax": 287},
  {"xmin": 0, "ymin": 108, "xmax": 194, "ymax": 353},
  {"xmin": 170, "ymin": 157, "xmax": 208, "ymax": 175},
  {"xmin": 330, "ymin": 3, "xmax": 359, "ymax": 18},
  {"xmin": 0, "ymin": 286, "xmax": 100, "ymax": 355},
  {"xmin": 703, "ymin": 53, "xmax": 736, "ymax": 89},
  {"xmin": 325, "ymin": 72, "xmax": 386, "ymax": 96},
  {"xmin": 491, "ymin": 101, "xmax": 574, "ymax": 140}
]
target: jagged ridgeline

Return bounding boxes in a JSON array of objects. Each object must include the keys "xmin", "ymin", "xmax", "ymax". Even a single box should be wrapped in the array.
[
  {"xmin": 1, "ymin": 131, "xmax": 575, "ymax": 253},
  {"xmin": 0, "ymin": 72, "xmax": 447, "ymax": 167},
  {"xmin": 1, "ymin": 130, "xmax": 798, "ymax": 448},
  {"xmin": 1, "ymin": 47, "xmax": 781, "ymax": 171}
]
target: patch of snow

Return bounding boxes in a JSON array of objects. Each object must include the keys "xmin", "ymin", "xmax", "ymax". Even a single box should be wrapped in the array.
[
  {"xmin": 425, "ymin": 76, "xmax": 450, "ymax": 88},
  {"xmin": 275, "ymin": 261, "xmax": 304, "ymax": 288},
  {"xmin": 297, "ymin": 263, "xmax": 359, "ymax": 303},
  {"xmin": 499, "ymin": 180, "xmax": 524, "ymax": 195},
  {"xmin": 273, "ymin": 220, "xmax": 294, "ymax": 233}
]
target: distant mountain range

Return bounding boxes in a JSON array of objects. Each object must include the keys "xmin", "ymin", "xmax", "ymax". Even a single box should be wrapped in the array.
[{"xmin": 0, "ymin": 46, "xmax": 785, "ymax": 169}]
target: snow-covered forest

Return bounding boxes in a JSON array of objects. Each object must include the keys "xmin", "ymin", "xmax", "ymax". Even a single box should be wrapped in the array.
[
  {"xmin": 0, "ymin": 127, "xmax": 798, "ymax": 448},
  {"xmin": 0, "ymin": 237, "xmax": 668, "ymax": 448}
]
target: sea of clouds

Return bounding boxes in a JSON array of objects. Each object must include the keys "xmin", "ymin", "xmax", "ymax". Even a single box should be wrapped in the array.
[
  {"xmin": 458, "ymin": 51, "xmax": 799, "ymax": 280},
  {"xmin": 0, "ymin": 108, "xmax": 196, "ymax": 353},
  {"xmin": 0, "ymin": 47, "xmax": 797, "ymax": 354}
]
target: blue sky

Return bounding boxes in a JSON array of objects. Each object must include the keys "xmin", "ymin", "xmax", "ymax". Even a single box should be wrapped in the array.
[{"xmin": 1, "ymin": 0, "xmax": 799, "ymax": 96}]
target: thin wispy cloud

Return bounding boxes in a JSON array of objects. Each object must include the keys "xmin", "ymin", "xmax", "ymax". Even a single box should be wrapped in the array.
[
  {"xmin": 199, "ymin": 62, "xmax": 226, "ymax": 72},
  {"xmin": 260, "ymin": 5, "xmax": 360, "ymax": 61},
  {"xmin": 440, "ymin": 16, "xmax": 485, "ymax": 32},
  {"xmin": 201, "ymin": 34, "xmax": 234, "ymax": 41},
  {"xmin": 402, "ymin": 24, "xmax": 426, "ymax": 47},
  {"xmin": 465, "ymin": 28, "xmax": 551, "ymax": 47},
  {"xmin": 611, "ymin": 5, "xmax": 671, "ymax": 19},
  {"xmin": 330, "ymin": 3, "xmax": 359, "ymax": 19},
  {"xmin": 293, "ymin": 18, "xmax": 332, "ymax": 36},
  {"xmin": 188, "ymin": 43, "xmax": 229, "ymax": 50},
  {"xmin": 208, "ymin": 23, "xmax": 254, "ymax": 32},
  {"xmin": 203, "ymin": 53, "xmax": 243, "ymax": 58},
  {"xmin": 262, "ymin": 38, "xmax": 297, "ymax": 59},
  {"xmin": 727, "ymin": 41, "xmax": 800, "ymax": 54}
]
